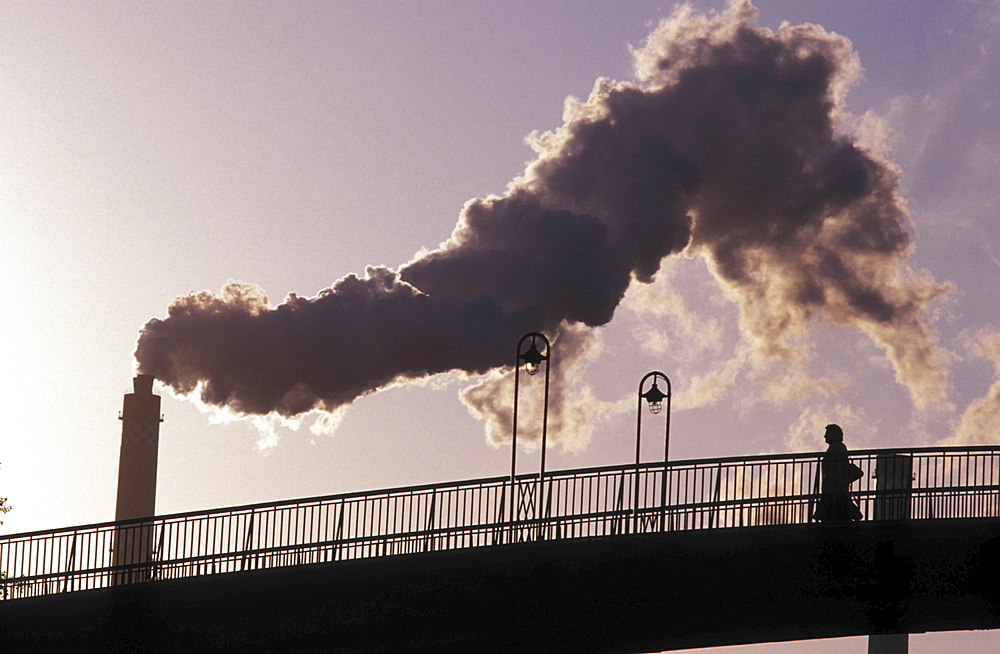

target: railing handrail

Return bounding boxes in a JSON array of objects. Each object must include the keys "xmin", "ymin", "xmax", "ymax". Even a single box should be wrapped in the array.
[{"xmin": 2, "ymin": 443, "xmax": 997, "ymax": 542}]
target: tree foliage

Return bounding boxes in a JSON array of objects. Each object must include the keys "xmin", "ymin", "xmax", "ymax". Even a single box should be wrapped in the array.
[{"xmin": 0, "ymin": 462, "xmax": 10, "ymax": 525}]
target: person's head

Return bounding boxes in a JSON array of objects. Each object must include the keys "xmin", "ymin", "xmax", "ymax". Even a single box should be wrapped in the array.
[{"xmin": 824, "ymin": 424, "xmax": 844, "ymax": 444}]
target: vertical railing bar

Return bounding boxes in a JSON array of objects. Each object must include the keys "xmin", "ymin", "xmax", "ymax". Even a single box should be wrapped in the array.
[
  {"xmin": 384, "ymin": 494, "xmax": 390, "ymax": 553},
  {"xmin": 377, "ymin": 496, "xmax": 384, "ymax": 549},
  {"xmin": 362, "ymin": 497, "xmax": 370, "ymax": 558},
  {"xmin": 189, "ymin": 516, "xmax": 197, "ymax": 577},
  {"xmin": 301, "ymin": 505, "xmax": 309, "ymax": 561},
  {"xmin": 447, "ymin": 490, "xmax": 454, "ymax": 550},
  {"xmin": 333, "ymin": 502, "xmax": 345, "ymax": 561},
  {"xmin": 322, "ymin": 501, "xmax": 331, "ymax": 561},
  {"xmin": 291, "ymin": 505, "xmax": 299, "ymax": 563},
  {"xmin": 451, "ymin": 489, "xmax": 458, "ymax": 549},
  {"xmin": 270, "ymin": 507, "xmax": 278, "ymax": 568},
  {"xmin": 276, "ymin": 506, "xmax": 284, "ymax": 566},
  {"xmin": 369, "ymin": 495, "xmax": 376, "ymax": 554},
  {"xmin": 311, "ymin": 502, "xmax": 319, "ymax": 554},
  {"xmin": 354, "ymin": 498, "xmax": 363, "ymax": 558},
  {"xmin": 709, "ymin": 463, "xmax": 722, "ymax": 529},
  {"xmin": 202, "ymin": 515, "xmax": 210, "ymax": 575},
  {"xmin": 356, "ymin": 497, "xmax": 365, "ymax": 558},
  {"xmin": 286, "ymin": 504, "xmax": 294, "ymax": 561},
  {"xmin": 702, "ymin": 464, "xmax": 710, "ymax": 529},
  {"xmin": 263, "ymin": 510, "xmax": 272, "ymax": 568},
  {"xmin": 241, "ymin": 510, "xmax": 255, "ymax": 571},
  {"xmin": 423, "ymin": 491, "xmax": 437, "ymax": 553},
  {"xmin": 306, "ymin": 504, "xmax": 315, "ymax": 561}
]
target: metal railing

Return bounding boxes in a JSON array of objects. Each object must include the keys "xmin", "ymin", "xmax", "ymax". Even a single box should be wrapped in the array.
[{"xmin": 2, "ymin": 445, "xmax": 999, "ymax": 600}]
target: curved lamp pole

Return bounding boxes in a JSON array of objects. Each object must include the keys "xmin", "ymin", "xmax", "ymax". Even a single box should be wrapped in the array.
[
  {"xmin": 510, "ymin": 332, "xmax": 551, "ymax": 527},
  {"xmin": 635, "ymin": 371, "xmax": 672, "ymax": 532}
]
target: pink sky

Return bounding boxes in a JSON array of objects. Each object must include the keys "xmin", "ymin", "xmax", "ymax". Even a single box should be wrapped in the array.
[{"xmin": 2, "ymin": 2, "xmax": 999, "ymax": 651}]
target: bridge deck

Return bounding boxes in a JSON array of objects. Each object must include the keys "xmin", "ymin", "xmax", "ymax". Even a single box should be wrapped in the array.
[
  {"xmin": 2, "ymin": 446, "xmax": 999, "ymax": 601},
  {"xmin": 1, "ymin": 517, "xmax": 998, "ymax": 652}
]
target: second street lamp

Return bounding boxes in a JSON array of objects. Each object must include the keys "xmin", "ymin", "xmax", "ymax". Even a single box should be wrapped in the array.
[
  {"xmin": 510, "ymin": 332, "xmax": 551, "ymax": 528},
  {"xmin": 635, "ymin": 371, "xmax": 672, "ymax": 532}
]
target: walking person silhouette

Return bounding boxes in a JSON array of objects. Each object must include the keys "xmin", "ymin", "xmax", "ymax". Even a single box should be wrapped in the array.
[{"xmin": 812, "ymin": 424, "xmax": 863, "ymax": 522}]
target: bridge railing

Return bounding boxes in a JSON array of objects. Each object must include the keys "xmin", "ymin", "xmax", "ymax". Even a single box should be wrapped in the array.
[{"xmin": 2, "ymin": 445, "xmax": 998, "ymax": 599}]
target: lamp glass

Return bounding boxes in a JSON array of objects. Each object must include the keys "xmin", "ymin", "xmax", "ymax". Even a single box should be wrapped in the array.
[{"xmin": 520, "ymin": 340, "xmax": 546, "ymax": 376}]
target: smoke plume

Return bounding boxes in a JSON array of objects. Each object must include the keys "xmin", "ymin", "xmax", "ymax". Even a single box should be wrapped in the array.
[
  {"xmin": 459, "ymin": 323, "xmax": 632, "ymax": 451},
  {"xmin": 948, "ymin": 329, "xmax": 1000, "ymax": 446},
  {"xmin": 135, "ymin": 1, "xmax": 948, "ymax": 427}
]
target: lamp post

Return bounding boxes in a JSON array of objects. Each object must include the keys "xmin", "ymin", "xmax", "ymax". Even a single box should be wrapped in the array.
[
  {"xmin": 510, "ymin": 332, "xmax": 551, "ymax": 527},
  {"xmin": 635, "ymin": 371, "xmax": 672, "ymax": 532}
]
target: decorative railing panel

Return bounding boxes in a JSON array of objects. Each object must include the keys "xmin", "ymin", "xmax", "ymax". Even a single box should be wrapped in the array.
[{"xmin": 2, "ymin": 446, "xmax": 998, "ymax": 600}]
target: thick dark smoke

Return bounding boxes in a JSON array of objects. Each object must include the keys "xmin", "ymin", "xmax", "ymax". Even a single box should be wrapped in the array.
[
  {"xmin": 134, "ymin": 271, "xmax": 540, "ymax": 416},
  {"xmin": 135, "ymin": 1, "xmax": 948, "ymax": 423}
]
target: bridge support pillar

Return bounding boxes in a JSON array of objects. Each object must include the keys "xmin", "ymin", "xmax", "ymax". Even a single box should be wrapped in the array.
[
  {"xmin": 867, "ymin": 453, "xmax": 913, "ymax": 654},
  {"xmin": 868, "ymin": 633, "xmax": 908, "ymax": 654}
]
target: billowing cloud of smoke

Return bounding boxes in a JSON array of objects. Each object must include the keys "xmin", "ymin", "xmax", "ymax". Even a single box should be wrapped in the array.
[
  {"xmin": 135, "ymin": 0, "xmax": 949, "ymax": 430},
  {"xmin": 785, "ymin": 404, "xmax": 871, "ymax": 453},
  {"xmin": 947, "ymin": 330, "xmax": 1000, "ymax": 446},
  {"xmin": 459, "ymin": 324, "xmax": 631, "ymax": 450},
  {"xmin": 135, "ymin": 271, "xmax": 539, "ymax": 416}
]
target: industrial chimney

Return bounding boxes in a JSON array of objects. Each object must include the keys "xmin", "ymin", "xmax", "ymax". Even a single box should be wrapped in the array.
[
  {"xmin": 112, "ymin": 374, "xmax": 162, "ymax": 583},
  {"xmin": 115, "ymin": 374, "xmax": 162, "ymax": 521}
]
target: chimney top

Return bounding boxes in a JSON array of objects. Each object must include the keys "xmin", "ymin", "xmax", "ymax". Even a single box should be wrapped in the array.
[{"xmin": 133, "ymin": 374, "xmax": 155, "ymax": 395}]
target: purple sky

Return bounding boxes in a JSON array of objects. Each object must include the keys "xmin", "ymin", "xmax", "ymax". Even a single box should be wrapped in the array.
[{"xmin": 2, "ymin": 2, "xmax": 999, "ymax": 651}]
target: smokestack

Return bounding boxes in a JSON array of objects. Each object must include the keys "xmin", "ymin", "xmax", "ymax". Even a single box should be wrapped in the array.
[
  {"xmin": 113, "ymin": 374, "xmax": 162, "ymax": 584},
  {"xmin": 115, "ymin": 374, "xmax": 162, "ymax": 521}
]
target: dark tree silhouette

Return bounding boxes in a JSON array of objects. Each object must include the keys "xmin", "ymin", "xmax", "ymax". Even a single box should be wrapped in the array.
[{"xmin": 0, "ymin": 462, "xmax": 11, "ymax": 525}]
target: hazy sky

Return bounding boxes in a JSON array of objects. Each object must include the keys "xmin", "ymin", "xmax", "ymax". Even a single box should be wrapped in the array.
[{"xmin": 2, "ymin": 1, "xmax": 999, "ymax": 651}]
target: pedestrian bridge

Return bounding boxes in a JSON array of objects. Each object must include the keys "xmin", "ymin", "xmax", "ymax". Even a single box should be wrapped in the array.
[{"xmin": 2, "ymin": 445, "xmax": 1000, "ymax": 652}]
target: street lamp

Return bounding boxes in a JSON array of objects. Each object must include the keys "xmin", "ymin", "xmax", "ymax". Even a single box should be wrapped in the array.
[
  {"xmin": 635, "ymin": 371, "xmax": 672, "ymax": 532},
  {"xmin": 510, "ymin": 332, "xmax": 551, "ymax": 526},
  {"xmin": 636, "ymin": 371, "xmax": 672, "ymax": 464}
]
